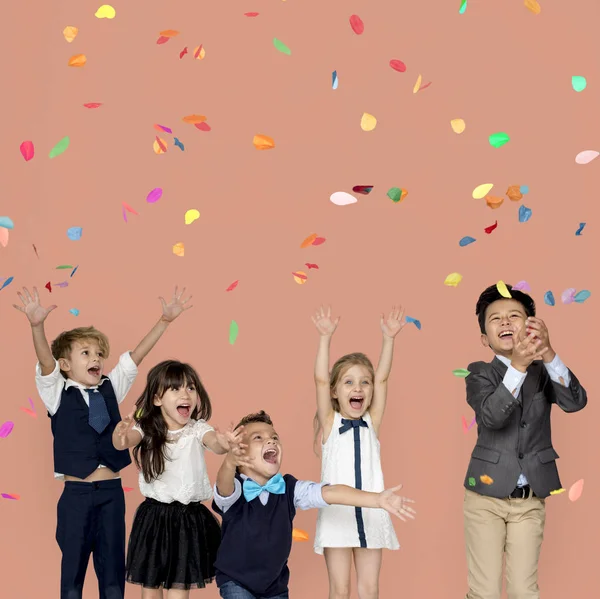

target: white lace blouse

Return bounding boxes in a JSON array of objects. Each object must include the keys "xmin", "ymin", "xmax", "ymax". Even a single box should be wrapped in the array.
[{"xmin": 132, "ymin": 419, "xmax": 214, "ymax": 505}]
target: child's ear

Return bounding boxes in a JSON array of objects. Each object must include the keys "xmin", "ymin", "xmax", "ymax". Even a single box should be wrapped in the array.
[
  {"xmin": 153, "ymin": 395, "xmax": 163, "ymax": 407},
  {"xmin": 480, "ymin": 334, "xmax": 490, "ymax": 348},
  {"xmin": 58, "ymin": 357, "xmax": 71, "ymax": 372}
]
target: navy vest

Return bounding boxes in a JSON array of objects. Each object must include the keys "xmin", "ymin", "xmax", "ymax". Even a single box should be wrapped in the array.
[
  {"xmin": 212, "ymin": 473, "xmax": 298, "ymax": 597},
  {"xmin": 48, "ymin": 377, "xmax": 132, "ymax": 479}
]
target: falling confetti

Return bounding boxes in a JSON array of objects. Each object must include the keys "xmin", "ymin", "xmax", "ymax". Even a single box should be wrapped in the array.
[
  {"xmin": 387, "ymin": 187, "xmax": 408, "ymax": 203},
  {"xmin": 484, "ymin": 221, "xmax": 498, "ymax": 234},
  {"xmin": 225, "ymin": 280, "xmax": 239, "ymax": 292},
  {"xmin": 572, "ymin": 76, "xmax": 587, "ymax": 92},
  {"xmin": 292, "ymin": 528, "xmax": 309, "ymax": 542},
  {"xmin": 568, "ymin": 479, "xmax": 584, "ymax": 502},
  {"xmin": 95, "ymin": 5, "xmax": 116, "ymax": 19},
  {"xmin": 485, "ymin": 196, "xmax": 504, "ymax": 209},
  {"xmin": 305, "ymin": 263, "xmax": 319, "ymax": 269},
  {"xmin": 174, "ymin": 138, "xmax": 185, "ymax": 151},
  {"xmin": 352, "ymin": 185, "xmax": 373, "ymax": 195},
  {"xmin": 0, "ymin": 422, "xmax": 14, "ymax": 438},
  {"xmin": 459, "ymin": 236, "xmax": 476, "ymax": 247},
  {"xmin": 253, "ymin": 134, "xmax": 275, "ymax": 150},
  {"xmin": 49, "ymin": 136, "xmax": 70, "ymax": 158},
  {"xmin": 450, "ymin": 119, "xmax": 466, "ymax": 134},
  {"xmin": 312, "ymin": 237, "xmax": 326, "ymax": 246},
  {"xmin": 550, "ymin": 488, "xmax": 566, "ymax": 496},
  {"xmin": 20, "ymin": 398, "xmax": 36, "ymax": 418},
  {"xmin": 135, "ymin": 408, "xmax": 144, "ymax": 419},
  {"xmin": 154, "ymin": 137, "xmax": 168, "ymax": 154},
  {"xmin": 0, "ymin": 217, "xmax": 14, "ymax": 229},
  {"xmin": 159, "ymin": 29, "xmax": 180, "ymax": 37},
  {"xmin": 480, "ymin": 475, "xmax": 494, "ymax": 485},
  {"xmin": 0, "ymin": 228, "xmax": 8, "ymax": 248},
  {"xmin": 562, "ymin": 288, "xmax": 577, "ymax": 304},
  {"xmin": 468, "ymin": 477, "xmax": 476, "ymax": 487},
  {"xmin": 185, "ymin": 209, "xmax": 200, "ymax": 224},
  {"xmin": 69, "ymin": 308, "xmax": 80, "ymax": 316},
  {"xmin": 389, "ymin": 59, "xmax": 406, "ymax": 73},
  {"xmin": 519, "ymin": 205, "xmax": 532, "ymax": 223},
  {"xmin": 83, "ymin": 103, "xmax": 103, "ymax": 109},
  {"xmin": 63, "ymin": 26, "xmax": 78, "ymax": 43},
  {"xmin": 472, "ymin": 184, "xmax": 493, "ymax": 199},
  {"xmin": 229, "ymin": 320, "xmax": 239, "ymax": 345},
  {"xmin": 1, "ymin": 494, "xmax": 20, "ymax": 500},
  {"xmin": 524, "ymin": 0, "xmax": 541, "ymax": 14},
  {"xmin": 412, "ymin": 75, "xmax": 422, "ymax": 94},
  {"xmin": 405, "ymin": 316, "xmax": 421, "ymax": 330},
  {"xmin": 0, "ymin": 276, "xmax": 14, "ymax": 291},
  {"xmin": 360, "ymin": 113, "xmax": 377, "ymax": 132},
  {"xmin": 71, "ymin": 265, "xmax": 79, "ymax": 277},
  {"xmin": 444, "ymin": 273, "xmax": 463, "ymax": 287},
  {"xmin": 68, "ymin": 54, "xmax": 87, "ymax": 67},
  {"xmin": 146, "ymin": 188, "xmax": 163, "ymax": 203},
  {"xmin": 300, "ymin": 234, "xmax": 318, "ymax": 248},
  {"xmin": 575, "ymin": 150, "xmax": 599, "ymax": 165},
  {"xmin": 156, "ymin": 36, "xmax": 170, "ymax": 45},
  {"xmin": 496, "ymin": 281, "xmax": 512, "ymax": 298},
  {"xmin": 575, "ymin": 223, "xmax": 586, "ymax": 236},
  {"xmin": 332, "ymin": 70, "xmax": 338, "ymax": 89},
  {"xmin": 506, "ymin": 186, "xmax": 523, "ymax": 202},
  {"xmin": 67, "ymin": 227, "xmax": 82, "ymax": 241},
  {"xmin": 244, "ymin": 12, "xmax": 259, "ymax": 17},
  {"xmin": 193, "ymin": 45, "xmax": 206, "ymax": 60},
  {"xmin": 330, "ymin": 192, "xmax": 358, "ymax": 206},
  {"xmin": 520, "ymin": 185, "xmax": 529, "ymax": 194},
  {"xmin": 489, "ymin": 132, "xmax": 510, "ymax": 148},
  {"xmin": 179, "ymin": 47, "xmax": 188, "ymax": 58},
  {"xmin": 122, "ymin": 202, "xmax": 138, "ymax": 223},
  {"xmin": 544, "ymin": 291, "xmax": 555, "ymax": 306},
  {"xmin": 574, "ymin": 290, "xmax": 591, "ymax": 303},
  {"xmin": 123, "ymin": 487, "xmax": 134, "ymax": 492},
  {"xmin": 182, "ymin": 114, "xmax": 207, "ymax": 124},
  {"xmin": 349, "ymin": 15, "xmax": 364, "ymax": 35},
  {"xmin": 173, "ymin": 243, "xmax": 185, "ymax": 257},
  {"xmin": 292, "ymin": 271, "xmax": 308, "ymax": 285},
  {"xmin": 273, "ymin": 38, "xmax": 291, "ymax": 55},
  {"xmin": 45, "ymin": 282, "xmax": 52, "ymax": 293},
  {"xmin": 453, "ymin": 369, "xmax": 470, "ymax": 378},
  {"xmin": 459, "ymin": 0, "xmax": 468, "ymax": 13},
  {"xmin": 20, "ymin": 141, "xmax": 34, "ymax": 161},
  {"xmin": 512, "ymin": 280, "xmax": 531, "ymax": 292},
  {"xmin": 154, "ymin": 124, "xmax": 172, "ymax": 134},
  {"xmin": 195, "ymin": 122, "xmax": 211, "ymax": 132}
]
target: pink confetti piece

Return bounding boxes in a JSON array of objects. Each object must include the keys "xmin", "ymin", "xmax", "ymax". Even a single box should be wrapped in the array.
[
  {"xmin": 461, "ymin": 416, "xmax": 468, "ymax": 433},
  {"xmin": 0, "ymin": 421, "xmax": 14, "ymax": 438},
  {"xmin": 226, "ymin": 280, "xmax": 239, "ymax": 292},
  {"xmin": 1, "ymin": 493, "xmax": 20, "ymax": 500},
  {"xmin": 19, "ymin": 408, "xmax": 37, "ymax": 418},
  {"xmin": 195, "ymin": 122, "xmax": 211, "ymax": 132},
  {"xmin": 568, "ymin": 479, "xmax": 584, "ymax": 502},
  {"xmin": 349, "ymin": 14, "xmax": 364, "ymax": 35},
  {"xmin": 418, "ymin": 81, "xmax": 433, "ymax": 91},
  {"xmin": 561, "ymin": 288, "xmax": 577, "ymax": 304},
  {"xmin": 123, "ymin": 487, "xmax": 134, "ymax": 492},
  {"xmin": 20, "ymin": 141, "xmax": 34, "ymax": 161},
  {"xmin": 244, "ymin": 12, "xmax": 259, "ymax": 17},
  {"xmin": 311, "ymin": 237, "xmax": 326, "ymax": 246},
  {"xmin": 146, "ymin": 188, "xmax": 163, "ymax": 203},
  {"xmin": 512, "ymin": 280, "xmax": 531, "ymax": 292}
]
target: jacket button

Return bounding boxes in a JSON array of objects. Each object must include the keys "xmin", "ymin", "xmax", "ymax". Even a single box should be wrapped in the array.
[
  {"xmin": 518, "ymin": 453, "xmax": 524, "ymax": 459},
  {"xmin": 521, "ymin": 422, "xmax": 527, "ymax": 428}
]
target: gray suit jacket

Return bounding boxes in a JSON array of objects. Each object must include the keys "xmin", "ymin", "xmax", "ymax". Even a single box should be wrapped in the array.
[{"xmin": 463, "ymin": 357, "xmax": 587, "ymax": 499}]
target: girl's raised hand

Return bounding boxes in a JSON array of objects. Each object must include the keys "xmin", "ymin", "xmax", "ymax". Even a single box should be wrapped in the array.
[
  {"xmin": 114, "ymin": 410, "xmax": 135, "ymax": 450},
  {"xmin": 311, "ymin": 305, "xmax": 340, "ymax": 337},
  {"xmin": 380, "ymin": 305, "xmax": 406, "ymax": 338},
  {"xmin": 13, "ymin": 287, "xmax": 57, "ymax": 326},
  {"xmin": 214, "ymin": 424, "xmax": 245, "ymax": 452}
]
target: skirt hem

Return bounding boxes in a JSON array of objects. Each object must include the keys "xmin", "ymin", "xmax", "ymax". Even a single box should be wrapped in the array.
[{"xmin": 126, "ymin": 575, "xmax": 215, "ymax": 590}]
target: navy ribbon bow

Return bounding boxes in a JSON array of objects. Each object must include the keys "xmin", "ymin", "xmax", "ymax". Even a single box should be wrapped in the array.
[{"xmin": 339, "ymin": 417, "xmax": 368, "ymax": 434}]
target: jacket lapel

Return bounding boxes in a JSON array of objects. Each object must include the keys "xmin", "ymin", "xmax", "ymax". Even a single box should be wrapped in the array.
[{"xmin": 521, "ymin": 362, "xmax": 542, "ymax": 416}]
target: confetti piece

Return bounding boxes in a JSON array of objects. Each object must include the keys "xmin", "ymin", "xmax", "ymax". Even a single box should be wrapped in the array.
[
  {"xmin": 71, "ymin": 265, "xmax": 79, "ymax": 277},
  {"xmin": 459, "ymin": 236, "xmax": 476, "ymax": 247},
  {"xmin": 453, "ymin": 369, "xmax": 470, "ymax": 378},
  {"xmin": 568, "ymin": 479, "xmax": 584, "ymax": 502},
  {"xmin": 292, "ymin": 271, "xmax": 308, "ymax": 285},
  {"xmin": 349, "ymin": 15, "xmax": 364, "ymax": 35},
  {"xmin": 63, "ymin": 26, "xmax": 78, "ymax": 43},
  {"xmin": 179, "ymin": 47, "xmax": 188, "ymax": 59},
  {"xmin": 54, "ymin": 282, "xmax": 69, "ymax": 288},
  {"xmin": 0, "ymin": 228, "xmax": 8, "ymax": 248},
  {"xmin": 512, "ymin": 280, "xmax": 531, "ymax": 292},
  {"xmin": 153, "ymin": 138, "xmax": 167, "ymax": 154},
  {"xmin": 183, "ymin": 115, "xmax": 207, "ymax": 124},
  {"xmin": 0, "ymin": 422, "xmax": 14, "ymax": 438},
  {"xmin": 496, "ymin": 281, "xmax": 512, "ymax": 298},
  {"xmin": 450, "ymin": 119, "xmax": 466, "ymax": 134},
  {"xmin": 572, "ymin": 76, "xmax": 587, "ymax": 92},
  {"xmin": 185, "ymin": 209, "xmax": 200, "ymax": 224},
  {"xmin": 305, "ymin": 263, "xmax": 319, "ymax": 269},
  {"xmin": 544, "ymin": 291, "xmax": 555, "ymax": 306},
  {"xmin": 360, "ymin": 113, "xmax": 377, "ymax": 132},
  {"xmin": 459, "ymin": 0, "xmax": 467, "ymax": 13},
  {"xmin": 95, "ymin": 4, "xmax": 116, "ymax": 19},
  {"xmin": 468, "ymin": 477, "xmax": 476, "ymax": 487},
  {"xmin": 146, "ymin": 188, "xmax": 163, "ymax": 203},
  {"xmin": 70, "ymin": 308, "xmax": 80, "ymax": 316},
  {"xmin": 156, "ymin": 36, "xmax": 170, "ymax": 45},
  {"xmin": 20, "ymin": 398, "xmax": 37, "ymax": 418},
  {"xmin": 472, "ymin": 184, "xmax": 493, "ymax": 199},
  {"xmin": 67, "ymin": 227, "xmax": 82, "ymax": 241},
  {"xmin": 524, "ymin": 0, "xmax": 541, "ymax": 14},
  {"xmin": 83, "ymin": 103, "xmax": 103, "ymax": 109},
  {"xmin": 1, "ymin": 494, "xmax": 19, "ymax": 500},
  {"xmin": 520, "ymin": 185, "xmax": 529, "ymax": 194},
  {"xmin": 575, "ymin": 223, "xmax": 586, "ymax": 236},
  {"xmin": 244, "ymin": 12, "xmax": 259, "ymax": 17},
  {"xmin": 480, "ymin": 475, "xmax": 494, "ymax": 485},
  {"xmin": 160, "ymin": 30, "xmax": 180, "ymax": 37},
  {"xmin": 292, "ymin": 528, "xmax": 309, "ymax": 542},
  {"xmin": 484, "ymin": 221, "xmax": 498, "ymax": 234},
  {"xmin": 20, "ymin": 141, "xmax": 34, "ymax": 161},
  {"xmin": 273, "ymin": 38, "xmax": 291, "ymax": 55},
  {"xmin": 550, "ymin": 488, "xmax": 566, "ymax": 495},
  {"xmin": 123, "ymin": 487, "xmax": 134, "ymax": 492},
  {"xmin": 312, "ymin": 237, "xmax": 326, "ymax": 246},
  {"xmin": 0, "ymin": 217, "xmax": 14, "ymax": 229},
  {"xmin": 445, "ymin": 273, "xmax": 462, "ymax": 287},
  {"xmin": 561, "ymin": 289, "xmax": 577, "ymax": 304},
  {"xmin": 330, "ymin": 192, "xmax": 357, "ymax": 206},
  {"xmin": 173, "ymin": 243, "xmax": 185, "ymax": 257},
  {"xmin": 253, "ymin": 134, "xmax": 275, "ymax": 150},
  {"xmin": 300, "ymin": 234, "xmax": 318, "ymax": 248},
  {"xmin": 418, "ymin": 81, "xmax": 432, "ymax": 92},
  {"xmin": 122, "ymin": 202, "xmax": 138, "ymax": 223},
  {"xmin": 519, "ymin": 205, "xmax": 532, "ymax": 223},
  {"xmin": 229, "ymin": 320, "xmax": 239, "ymax": 344},
  {"xmin": 485, "ymin": 196, "xmax": 504, "ymax": 210},
  {"xmin": 412, "ymin": 75, "xmax": 422, "ymax": 94},
  {"xmin": 332, "ymin": 70, "xmax": 338, "ymax": 90},
  {"xmin": 387, "ymin": 187, "xmax": 408, "ymax": 203},
  {"xmin": 489, "ymin": 132, "xmax": 510, "ymax": 148},
  {"xmin": 352, "ymin": 185, "xmax": 373, "ymax": 195},
  {"xmin": 389, "ymin": 59, "xmax": 406, "ymax": 73},
  {"xmin": 506, "ymin": 186, "xmax": 523, "ymax": 202},
  {"xmin": 49, "ymin": 136, "xmax": 70, "ymax": 159},
  {"xmin": 574, "ymin": 290, "xmax": 591, "ymax": 303},
  {"xmin": 174, "ymin": 138, "xmax": 185, "ymax": 151},
  {"xmin": 462, "ymin": 416, "xmax": 469, "ymax": 433},
  {"xmin": 405, "ymin": 316, "xmax": 421, "ymax": 330},
  {"xmin": 195, "ymin": 122, "xmax": 211, "ymax": 132},
  {"xmin": 135, "ymin": 408, "xmax": 144, "ymax": 419},
  {"xmin": 68, "ymin": 54, "xmax": 87, "ymax": 67},
  {"xmin": 0, "ymin": 276, "xmax": 14, "ymax": 291},
  {"xmin": 468, "ymin": 416, "xmax": 476, "ymax": 430},
  {"xmin": 154, "ymin": 124, "xmax": 172, "ymax": 134},
  {"xmin": 575, "ymin": 150, "xmax": 599, "ymax": 165},
  {"xmin": 226, "ymin": 280, "xmax": 239, "ymax": 292},
  {"xmin": 192, "ymin": 45, "xmax": 205, "ymax": 60},
  {"xmin": 45, "ymin": 281, "xmax": 52, "ymax": 293}
]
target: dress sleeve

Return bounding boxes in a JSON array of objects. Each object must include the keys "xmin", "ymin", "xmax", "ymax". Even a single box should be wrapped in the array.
[
  {"xmin": 193, "ymin": 419, "xmax": 215, "ymax": 446},
  {"xmin": 132, "ymin": 423, "xmax": 144, "ymax": 438}
]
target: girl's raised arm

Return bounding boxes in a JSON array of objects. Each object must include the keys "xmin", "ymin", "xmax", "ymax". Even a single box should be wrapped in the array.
[{"xmin": 312, "ymin": 306, "xmax": 339, "ymax": 428}]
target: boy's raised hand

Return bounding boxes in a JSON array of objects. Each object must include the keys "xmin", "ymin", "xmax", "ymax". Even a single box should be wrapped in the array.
[
  {"xmin": 511, "ymin": 328, "xmax": 548, "ymax": 371},
  {"xmin": 159, "ymin": 286, "xmax": 193, "ymax": 322},
  {"xmin": 377, "ymin": 484, "xmax": 417, "ymax": 522},
  {"xmin": 13, "ymin": 287, "xmax": 57, "ymax": 326},
  {"xmin": 312, "ymin": 305, "xmax": 340, "ymax": 337},
  {"xmin": 380, "ymin": 305, "xmax": 406, "ymax": 338}
]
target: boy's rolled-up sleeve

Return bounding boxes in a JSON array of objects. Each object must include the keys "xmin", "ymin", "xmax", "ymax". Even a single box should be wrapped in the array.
[{"xmin": 294, "ymin": 480, "xmax": 330, "ymax": 510}]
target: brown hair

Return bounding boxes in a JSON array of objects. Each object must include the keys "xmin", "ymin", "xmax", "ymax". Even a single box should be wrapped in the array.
[
  {"xmin": 133, "ymin": 360, "xmax": 212, "ymax": 484},
  {"xmin": 235, "ymin": 410, "xmax": 273, "ymax": 430},
  {"xmin": 51, "ymin": 326, "xmax": 110, "ymax": 378},
  {"xmin": 313, "ymin": 352, "xmax": 375, "ymax": 455}
]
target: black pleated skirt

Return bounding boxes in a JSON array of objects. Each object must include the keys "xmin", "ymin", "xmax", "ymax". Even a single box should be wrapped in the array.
[{"xmin": 126, "ymin": 497, "xmax": 221, "ymax": 590}]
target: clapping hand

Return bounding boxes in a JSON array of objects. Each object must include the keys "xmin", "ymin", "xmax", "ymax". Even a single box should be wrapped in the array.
[
  {"xmin": 511, "ymin": 327, "xmax": 548, "ymax": 371},
  {"xmin": 380, "ymin": 306, "xmax": 406, "ymax": 339},
  {"xmin": 312, "ymin": 306, "xmax": 340, "ymax": 337},
  {"xmin": 160, "ymin": 286, "xmax": 193, "ymax": 323},
  {"xmin": 13, "ymin": 287, "xmax": 57, "ymax": 326},
  {"xmin": 377, "ymin": 484, "xmax": 417, "ymax": 522}
]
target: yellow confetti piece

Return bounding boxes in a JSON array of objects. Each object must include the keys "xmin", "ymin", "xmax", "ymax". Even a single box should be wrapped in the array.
[
  {"xmin": 360, "ymin": 113, "xmax": 377, "ymax": 132},
  {"xmin": 550, "ymin": 488, "xmax": 566, "ymax": 496},
  {"xmin": 480, "ymin": 475, "xmax": 494, "ymax": 485},
  {"xmin": 444, "ymin": 273, "xmax": 463, "ymax": 287},
  {"xmin": 193, "ymin": 46, "xmax": 206, "ymax": 60},
  {"xmin": 524, "ymin": 0, "xmax": 541, "ymax": 15},
  {"xmin": 496, "ymin": 281, "xmax": 512, "ymax": 298},
  {"xmin": 63, "ymin": 26, "xmax": 78, "ymax": 43},
  {"xmin": 413, "ymin": 75, "xmax": 422, "ymax": 94},
  {"xmin": 172, "ymin": 242, "xmax": 185, "ymax": 257},
  {"xmin": 135, "ymin": 408, "xmax": 144, "ymax": 419},
  {"xmin": 153, "ymin": 138, "xmax": 167, "ymax": 154},
  {"xmin": 68, "ymin": 54, "xmax": 87, "ymax": 67},
  {"xmin": 293, "ymin": 271, "xmax": 308, "ymax": 285},
  {"xmin": 450, "ymin": 119, "xmax": 466, "ymax": 134},
  {"xmin": 184, "ymin": 209, "xmax": 200, "ymax": 225},
  {"xmin": 95, "ymin": 4, "xmax": 116, "ymax": 19},
  {"xmin": 472, "ymin": 183, "xmax": 494, "ymax": 199}
]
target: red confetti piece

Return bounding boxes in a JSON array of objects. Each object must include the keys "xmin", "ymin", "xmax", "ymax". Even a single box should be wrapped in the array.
[
  {"xmin": 193, "ymin": 45, "xmax": 203, "ymax": 59},
  {"xmin": 226, "ymin": 280, "xmax": 239, "ymax": 292},
  {"xmin": 122, "ymin": 202, "xmax": 139, "ymax": 223},
  {"xmin": 461, "ymin": 416, "xmax": 468, "ymax": 433},
  {"xmin": 305, "ymin": 263, "xmax": 319, "ymax": 269},
  {"xmin": 419, "ymin": 81, "xmax": 432, "ymax": 91},
  {"xmin": 20, "ymin": 141, "xmax": 34, "ymax": 161},
  {"xmin": 291, "ymin": 271, "xmax": 308, "ymax": 280},
  {"xmin": 389, "ymin": 59, "xmax": 406, "ymax": 73},
  {"xmin": 20, "ymin": 408, "xmax": 36, "ymax": 418},
  {"xmin": 195, "ymin": 122, "xmax": 211, "ymax": 132},
  {"xmin": 155, "ymin": 136, "xmax": 167, "ymax": 152},
  {"xmin": 352, "ymin": 185, "xmax": 373, "ymax": 195},
  {"xmin": 484, "ymin": 221, "xmax": 498, "ymax": 234},
  {"xmin": 312, "ymin": 237, "xmax": 326, "ymax": 246},
  {"xmin": 349, "ymin": 15, "xmax": 364, "ymax": 35},
  {"xmin": 1, "ymin": 493, "xmax": 20, "ymax": 500},
  {"xmin": 45, "ymin": 282, "xmax": 52, "ymax": 293},
  {"xmin": 154, "ymin": 124, "xmax": 173, "ymax": 134},
  {"xmin": 156, "ymin": 36, "xmax": 170, "ymax": 45},
  {"xmin": 179, "ymin": 47, "xmax": 188, "ymax": 59},
  {"xmin": 123, "ymin": 487, "xmax": 134, "ymax": 492},
  {"xmin": 244, "ymin": 12, "xmax": 259, "ymax": 17},
  {"xmin": 83, "ymin": 103, "xmax": 102, "ymax": 109}
]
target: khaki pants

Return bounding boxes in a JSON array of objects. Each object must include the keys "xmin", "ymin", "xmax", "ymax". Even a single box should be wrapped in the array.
[{"xmin": 463, "ymin": 488, "xmax": 546, "ymax": 599}]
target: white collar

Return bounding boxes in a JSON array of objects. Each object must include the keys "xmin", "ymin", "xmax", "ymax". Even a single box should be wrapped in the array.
[
  {"xmin": 64, "ymin": 377, "xmax": 108, "ymax": 392},
  {"xmin": 495, "ymin": 355, "xmax": 511, "ymax": 367}
]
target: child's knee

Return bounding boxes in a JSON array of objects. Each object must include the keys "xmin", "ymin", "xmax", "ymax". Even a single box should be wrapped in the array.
[
  {"xmin": 330, "ymin": 589, "xmax": 351, "ymax": 599},
  {"xmin": 357, "ymin": 582, "xmax": 379, "ymax": 599}
]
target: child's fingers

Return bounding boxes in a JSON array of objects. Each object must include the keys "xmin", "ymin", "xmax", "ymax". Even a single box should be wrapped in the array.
[{"xmin": 388, "ymin": 484, "xmax": 403, "ymax": 493}]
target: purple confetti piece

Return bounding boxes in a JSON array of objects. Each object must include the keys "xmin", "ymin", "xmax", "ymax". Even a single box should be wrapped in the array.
[
  {"xmin": 122, "ymin": 206, "xmax": 128, "ymax": 223},
  {"xmin": 1, "ymin": 494, "xmax": 18, "ymax": 500},
  {"xmin": 156, "ymin": 124, "xmax": 172, "ymax": 134},
  {"xmin": 146, "ymin": 188, "xmax": 163, "ymax": 203},
  {"xmin": 28, "ymin": 398, "xmax": 35, "ymax": 411},
  {"xmin": 53, "ymin": 281, "xmax": 69, "ymax": 288},
  {"xmin": 561, "ymin": 288, "xmax": 576, "ymax": 304},
  {"xmin": 0, "ymin": 421, "xmax": 14, "ymax": 438},
  {"xmin": 512, "ymin": 280, "xmax": 531, "ymax": 292},
  {"xmin": 468, "ymin": 416, "xmax": 476, "ymax": 430}
]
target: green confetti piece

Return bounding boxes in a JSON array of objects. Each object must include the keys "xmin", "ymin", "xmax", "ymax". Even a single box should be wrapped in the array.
[
  {"xmin": 387, "ymin": 187, "xmax": 401, "ymax": 202},
  {"xmin": 453, "ymin": 369, "xmax": 470, "ymax": 378},
  {"xmin": 488, "ymin": 132, "xmax": 510, "ymax": 148},
  {"xmin": 273, "ymin": 38, "xmax": 291, "ymax": 55},
  {"xmin": 571, "ymin": 76, "xmax": 587, "ymax": 92},
  {"xmin": 459, "ymin": 0, "xmax": 467, "ymax": 14},
  {"xmin": 56, "ymin": 265, "xmax": 74, "ymax": 269},
  {"xmin": 229, "ymin": 320, "xmax": 239, "ymax": 345},
  {"xmin": 468, "ymin": 477, "xmax": 476, "ymax": 487},
  {"xmin": 49, "ymin": 136, "xmax": 70, "ymax": 159}
]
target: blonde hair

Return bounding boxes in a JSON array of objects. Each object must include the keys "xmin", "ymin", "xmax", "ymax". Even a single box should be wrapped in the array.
[
  {"xmin": 51, "ymin": 326, "xmax": 110, "ymax": 378},
  {"xmin": 313, "ymin": 352, "xmax": 375, "ymax": 456}
]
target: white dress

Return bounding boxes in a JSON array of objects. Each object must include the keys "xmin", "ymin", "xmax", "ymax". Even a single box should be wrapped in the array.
[{"xmin": 314, "ymin": 411, "xmax": 399, "ymax": 554}]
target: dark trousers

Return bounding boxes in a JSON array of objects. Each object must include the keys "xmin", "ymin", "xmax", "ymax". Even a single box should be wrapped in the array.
[
  {"xmin": 56, "ymin": 479, "xmax": 126, "ymax": 599},
  {"xmin": 219, "ymin": 581, "xmax": 289, "ymax": 599}
]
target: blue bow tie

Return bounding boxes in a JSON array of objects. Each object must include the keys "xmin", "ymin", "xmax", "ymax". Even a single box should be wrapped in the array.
[
  {"xmin": 243, "ymin": 473, "xmax": 286, "ymax": 502},
  {"xmin": 339, "ymin": 417, "xmax": 368, "ymax": 434}
]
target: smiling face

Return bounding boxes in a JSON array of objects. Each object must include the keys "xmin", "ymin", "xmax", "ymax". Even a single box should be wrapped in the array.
[
  {"xmin": 59, "ymin": 339, "xmax": 106, "ymax": 387},
  {"xmin": 238, "ymin": 421, "xmax": 282, "ymax": 485},
  {"xmin": 333, "ymin": 364, "xmax": 374, "ymax": 419},
  {"xmin": 153, "ymin": 377, "xmax": 199, "ymax": 431},
  {"xmin": 482, "ymin": 298, "xmax": 528, "ymax": 358}
]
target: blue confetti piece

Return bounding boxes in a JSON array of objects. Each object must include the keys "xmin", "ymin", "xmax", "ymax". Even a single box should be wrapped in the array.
[
  {"xmin": 174, "ymin": 138, "xmax": 185, "ymax": 151},
  {"xmin": 67, "ymin": 227, "xmax": 82, "ymax": 241},
  {"xmin": 574, "ymin": 290, "xmax": 591, "ymax": 303},
  {"xmin": 0, "ymin": 276, "xmax": 14, "ymax": 291},
  {"xmin": 405, "ymin": 316, "xmax": 421, "ymax": 330},
  {"xmin": 544, "ymin": 291, "xmax": 555, "ymax": 306},
  {"xmin": 69, "ymin": 308, "xmax": 80, "ymax": 316},
  {"xmin": 575, "ymin": 222, "xmax": 586, "ymax": 236},
  {"xmin": 520, "ymin": 185, "xmax": 529, "ymax": 194},
  {"xmin": 332, "ymin": 70, "xmax": 338, "ymax": 90},
  {"xmin": 0, "ymin": 216, "xmax": 14, "ymax": 229},
  {"xmin": 70, "ymin": 265, "xmax": 79, "ymax": 278},
  {"xmin": 519, "ymin": 205, "xmax": 532, "ymax": 223},
  {"xmin": 459, "ymin": 236, "xmax": 476, "ymax": 247}
]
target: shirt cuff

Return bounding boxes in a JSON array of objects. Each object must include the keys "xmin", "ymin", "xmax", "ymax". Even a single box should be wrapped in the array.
[
  {"xmin": 543, "ymin": 354, "xmax": 571, "ymax": 386},
  {"xmin": 503, "ymin": 365, "xmax": 527, "ymax": 398},
  {"xmin": 35, "ymin": 359, "xmax": 60, "ymax": 383},
  {"xmin": 213, "ymin": 478, "xmax": 242, "ymax": 513}
]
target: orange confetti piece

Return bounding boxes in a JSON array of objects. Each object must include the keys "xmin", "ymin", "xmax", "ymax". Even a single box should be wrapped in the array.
[
  {"xmin": 485, "ymin": 195, "xmax": 504, "ymax": 209},
  {"xmin": 172, "ymin": 242, "xmax": 185, "ymax": 257},
  {"xmin": 292, "ymin": 271, "xmax": 308, "ymax": 285},
  {"xmin": 300, "ymin": 234, "xmax": 318, "ymax": 248},
  {"xmin": 253, "ymin": 134, "xmax": 275, "ymax": 150},
  {"xmin": 63, "ymin": 26, "xmax": 78, "ymax": 43},
  {"xmin": 193, "ymin": 45, "xmax": 206, "ymax": 60},
  {"xmin": 153, "ymin": 137, "xmax": 168, "ymax": 154},
  {"xmin": 68, "ymin": 54, "xmax": 87, "ymax": 67},
  {"xmin": 568, "ymin": 479, "xmax": 584, "ymax": 502},
  {"xmin": 524, "ymin": 0, "xmax": 541, "ymax": 14},
  {"xmin": 292, "ymin": 528, "xmax": 309, "ymax": 542},
  {"xmin": 182, "ymin": 114, "xmax": 207, "ymax": 124},
  {"xmin": 0, "ymin": 227, "xmax": 8, "ymax": 248},
  {"xmin": 480, "ymin": 475, "xmax": 494, "ymax": 485},
  {"xmin": 160, "ymin": 29, "xmax": 180, "ymax": 37}
]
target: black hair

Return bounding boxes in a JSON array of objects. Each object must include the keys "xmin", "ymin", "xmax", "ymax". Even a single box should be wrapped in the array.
[{"xmin": 475, "ymin": 284, "xmax": 536, "ymax": 334}]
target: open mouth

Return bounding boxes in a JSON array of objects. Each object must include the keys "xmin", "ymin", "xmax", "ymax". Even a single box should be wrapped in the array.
[
  {"xmin": 349, "ymin": 396, "xmax": 364, "ymax": 410},
  {"xmin": 499, "ymin": 330, "xmax": 514, "ymax": 340},
  {"xmin": 263, "ymin": 448, "xmax": 278, "ymax": 465},
  {"xmin": 176, "ymin": 404, "xmax": 191, "ymax": 418},
  {"xmin": 88, "ymin": 366, "xmax": 101, "ymax": 377}
]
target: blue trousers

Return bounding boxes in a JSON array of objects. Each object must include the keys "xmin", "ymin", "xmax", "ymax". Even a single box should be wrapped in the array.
[
  {"xmin": 219, "ymin": 581, "xmax": 289, "ymax": 599},
  {"xmin": 56, "ymin": 479, "xmax": 126, "ymax": 599}
]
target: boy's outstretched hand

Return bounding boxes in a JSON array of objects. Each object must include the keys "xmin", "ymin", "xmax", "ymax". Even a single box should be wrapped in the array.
[
  {"xmin": 377, "ymin": 484, "xmax": 417, "ymax": 522},
  {"xmin": 160, "ymin": 286, "xmax": 193, "ymax": 322},
  {"xmin": 13, "ymin": 287, "xmax": 57, "ymax": 326}
]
